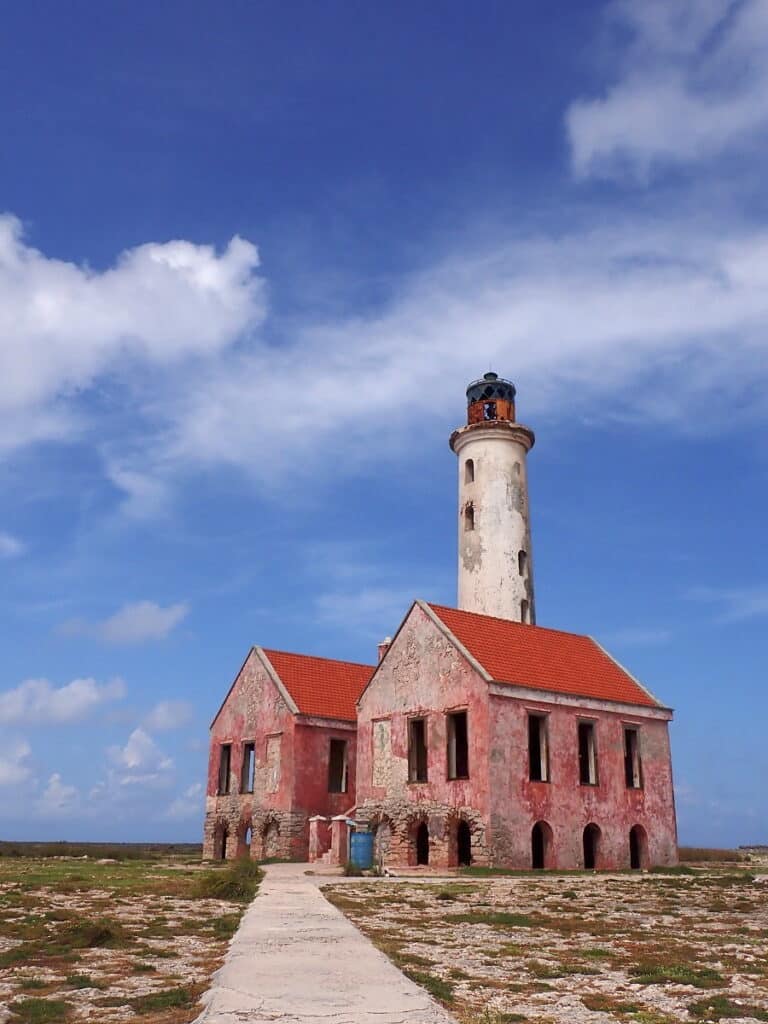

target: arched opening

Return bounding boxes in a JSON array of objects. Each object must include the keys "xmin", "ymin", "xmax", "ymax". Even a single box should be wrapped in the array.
[
  {"xmin": 629, "ymin": 825, "xmax": 648, "ymax": 870},
  {"xmin": 464, "ymin": 503, "xmax": 475, "ymax": 531},
  {"xmin": 457, "ymin": 820, "xmax": 472, "ymax": 867},
  {"xmin": 219, "ymin": 826, "xmax": 229, "ymax": 861},
  {"xmin": 416, "ymin": 822, "xmax": 430, "ymax": 866},
  {"xmin": 518, "ymin": 550, "xmax": 527, "ymax": 576},
  {"xmin": 465, "ymin": 459, "xmax": 474, "ymax": 484},
  {"xmin": 531, "ymin": 821, "xmax": 552, "ymax": 869},
  {"xmin": 244, "ymin": 826, "xmax": 252, "ymax": 853},
  {"xmin": 583, "ymin": 823, "xmax": 601, "ymax": 870}
]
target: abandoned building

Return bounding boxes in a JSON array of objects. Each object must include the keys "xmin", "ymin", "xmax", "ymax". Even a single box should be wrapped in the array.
[{"xmin": 203, "ymin": 372, "xmax": 678, "ymax": 869}]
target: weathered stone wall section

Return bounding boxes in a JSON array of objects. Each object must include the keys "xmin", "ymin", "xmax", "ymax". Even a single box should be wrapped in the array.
[{"xmin": 356, "ymin": 603, "xmax": 492, "ymax": 868}]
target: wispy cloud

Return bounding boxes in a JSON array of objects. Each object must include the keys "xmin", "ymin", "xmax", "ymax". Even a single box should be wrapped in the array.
[
  {"xmin": 0, "ymin": 531, "xmax": 24, "ymax": 558},
  {"xmin": 37, "ymin": 773, "xmax": 81, "ymax": 817},
  {"xmin": 602, "ymin": 626, "xmax": 673, "ymax": 648},
  {"xmin": 0, "ymin": 677, "xmax": 125, "ymax": 725},
  {"xmin": 144, "ymin": 700, "xmax": 194, "ymax": 732},
  {"xmin": 566, "ymin": 0, "xmax": 768, "ymax": 180},
  {"xmin": 0, "ymin": 739, "xmax": 32, "ymax": 786},
  {"xmin": 164, "ymin": 782, "xmax": 204, "ymax": 821},
  {"xmin": 60, "ymin": 600, "xmax": 189, "ymax": 645},
  {"xmin": 106, "ymin": 727, "xmax": 174, "ymax": 787},
  {"xmin": 685, "ymin": 585, "xmax": 768, "ymax": 623}
]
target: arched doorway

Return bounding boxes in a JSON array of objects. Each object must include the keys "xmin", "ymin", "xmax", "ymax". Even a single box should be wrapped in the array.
[
  {"xmin": 629, "ymin": 825, "xmax": 647, "ymax": 869},
  {"xmin": 457, "ymin": 820, "xmax": 472, "ymax": 867},
  {"xmin": 219, "ymin": 826, "xmax": 229, "ymax": 861},
  {"xmin": 416, "ymin": 822, "xmax": 430, "ymax": 866},
  {"xmin": 583, "ymin": 823, "xmax": 600, "ymax": 870},
  {"xmin": 531, "ymin": 821, "xmax": 551, "ymax": 869}
]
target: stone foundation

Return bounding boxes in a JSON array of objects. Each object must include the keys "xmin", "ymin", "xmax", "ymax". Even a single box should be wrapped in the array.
[
  {"xmin": 357, "ymin": 800, "xmax": 488, "ymax": 869},
  {"xmin": 203, "ymin": 798, "xmax": 309, "ymax": 861}
]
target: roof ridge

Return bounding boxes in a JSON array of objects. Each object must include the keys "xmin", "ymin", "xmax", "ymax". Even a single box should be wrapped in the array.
[
  {"xmin": 427, "ymin": 602, "xmax": 594, "ymax": 643},
  {"xmin": 260, "ymin": 646, "xmax": 375, "ymax": 670}
]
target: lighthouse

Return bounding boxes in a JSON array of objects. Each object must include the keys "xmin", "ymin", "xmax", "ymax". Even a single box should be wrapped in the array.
[{"xmin": 449, "ymin": 372, "xmax": 536, "ymax": 623}]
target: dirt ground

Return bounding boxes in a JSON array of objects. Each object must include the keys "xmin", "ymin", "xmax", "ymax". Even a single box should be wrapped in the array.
[
  {"xmin": 325, "ymin": 858, "xmax": 768, "ymax": 1024},
  {"xmin": 0, "ymin": 855, "xmax": 248, "ymax": 1024}
]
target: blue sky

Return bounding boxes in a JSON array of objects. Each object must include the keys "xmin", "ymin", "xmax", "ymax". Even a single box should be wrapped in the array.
[{"xmin": 1, "ymin": 0, "xmax": 766, "ymax": 846}]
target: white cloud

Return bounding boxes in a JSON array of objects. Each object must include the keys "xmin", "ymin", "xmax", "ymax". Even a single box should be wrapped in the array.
[
  {"xmin": 108, "ymin": 727, "xmax": 174, "ymax": 785},
  {"xmin": 0, "ymin": 214, "xmax": 265, "ymax": 453},
  {"xmin": 602, "ymin": 627, "xmax": 673, "ymax": 648},
  {"xmin": 144, "ymin": 700, "xmax": 194, "ymax": 731},
  {"xmin": 686, "ymin": 584, "xmax": 768, "ymax": 622},
  {"xmin": 61, "ymin": 600, "xmax": 189, "ymax": 645},
  {"xmin": 37, "ymin": 773, "xmax": 80, "ymax": 817},
  {"xmin": 0, "ymin": 739, "xmax": 32, "ymax": 785},
  {"xmin": 566, "ymin": 0, "xmax": 768, "ymax": 179},
  {"xmin": 0, "ymin": 677, "xmax": 125, "ymax": 725},
  {"xmin": 164, "ymin": 782, "xmax": 204, "ymax": 821},
  {"xmin": 0, "ymin": 532, "xmax": 24, "ymax": 558}
]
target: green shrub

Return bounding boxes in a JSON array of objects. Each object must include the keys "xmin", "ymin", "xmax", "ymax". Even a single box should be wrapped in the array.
[
  {"xmin": 9, "ymin": 998, "xmax": 71, "ymax": 1023},
  {"xmin": 197, "ymin": 857, "xmax": 263, "ymax": 901}
]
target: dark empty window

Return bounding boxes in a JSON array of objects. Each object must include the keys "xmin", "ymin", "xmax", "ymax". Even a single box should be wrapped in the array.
[
  {"xmin": 528, "ymin": 715, "xmax": 549, "ymax": 782},
  {"xmin": 518, "ymin": 550, "xmax": 527, "ymax": 576},
  {"xmin": 521, "ymin": 598, "xmax": 530, "ymax": 623},
  {"xmin": 408, "ymin": 718, "xmax": 428, "ymax": 783},
  {"xmin": 624, "ymin": 728, "xmax": 643, "ymax": 789},
  {"xmin": 328, "ymin": 739, "xmax": 348, "ymax": 793},
  {"xmin": 578, "ymin": 722, "xmax": 598, "ymax": 785},
  {"xmin": 241, "ymin": 742, "xmax": 255, "ymax": 793},
  {"xmin": 465, "ymin": 459, "xmax": 474, "ymax": 484},
  {"xmin": 447, "ymin": 711, "xmax": 469, "ymax": 779},
  {"xmin": 465, "ymin": 503, "xmax": 475, "ymax": 531},
  {"xmin": 217, "ymin": 744, "xmax": 231, "ymax": 795},
  {"xmin": 483, "ymin": 401, "xmax": 497, "ymax": 420}
]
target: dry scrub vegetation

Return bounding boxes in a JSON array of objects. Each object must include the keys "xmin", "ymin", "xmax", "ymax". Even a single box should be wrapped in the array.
[
  {"xmin": 0, "ymin": 848, "xmax": 261, "ymax": 1024},
  {"xmin": 324, "ymin": 856, "xmax": 768, "ymax": 1024}
]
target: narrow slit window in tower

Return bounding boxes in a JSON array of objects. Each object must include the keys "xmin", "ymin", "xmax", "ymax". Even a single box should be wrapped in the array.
[
  {"xmin": 464, "ymin": 503, "xmax": 475, "ymax": 531},
  {"xmin": 328, "ymin": 739, "xmax": 348, "ymax": 793},
  {"xmin": 624, "ymin": 728, "xmax": 643, "ymax": 789},
  {"xmin": 447, "ymin": 710, "xmax": 469, "ymax": 779},
  {"xmin": 408, "ymin": 718, "xmax": 428, "ymax": 783},
  {"xmin": 521, "ymin": 598, "xmax": 530, "ymax": 623},
  {"xmin": 465, "ymin": 459, "xmax": 474, "ymax": 484},
  {"xmin": 217, "ymin": 744, "xmax": 231, "ymax": 795},
  {"xmin": 518, "ymin": 549, "xmax": 527, "ymax": 576},
  {"xmin": 241, "ymin": 742, "xmax": 255, "ymax": 793},
  {"xmin": 578, "ymin": 722, "xmax": 598, "ymax": 785},
  {"xmin": 528, "ymin": 714, "xmax": 549, "ymax": 782}
]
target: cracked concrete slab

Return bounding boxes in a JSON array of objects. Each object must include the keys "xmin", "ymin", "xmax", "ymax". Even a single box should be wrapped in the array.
[{"xmin": 194, "ymin": 863, "xmax": 456, "ymax": 1024}]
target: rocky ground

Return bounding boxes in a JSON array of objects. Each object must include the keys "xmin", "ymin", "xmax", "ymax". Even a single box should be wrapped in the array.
[
  {"xmin": 0, "ymin": 855, "xmax": 253, "ymax": 1024},
  {"xmin": 324, "ymin": 857, "xmax": 768, "ymax": 1024}
]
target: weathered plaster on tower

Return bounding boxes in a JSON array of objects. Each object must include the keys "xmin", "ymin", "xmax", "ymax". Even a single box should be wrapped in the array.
[{"xmin": 450, "ymin": 373, "xmax": 536, "ymax": 623}]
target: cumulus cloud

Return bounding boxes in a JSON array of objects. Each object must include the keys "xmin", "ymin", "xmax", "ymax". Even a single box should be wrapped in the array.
[
  {"xmin": 108, "ymin": 727, "xmax": 173, "ymax": 786},
  {"xmin": 566, "ymin": 0, "xmax": 768, "ymax": 179},
  {"xmin": 0, "ymin": 677, "xmax": 125, "ymax": 725},
  {"xmin": 0, "ymin": 531, "xmax": 24, "ymax": 558},
  {"xmin": 61, "ymin": 600, "xmax": 189, "ymax": 645},
  {"xmin": 0, "ymin": 214, "xmax": 265, "ymax": 453},
  {"xmin": 144, "ymin": 700, "xmax": 194, "ymax": 731},
  {"xmin": 164, "ymin": 782, "xmax": 204, "ymax": 821},
  {"xmin": 0, "ymin": 739, "xmax": 32, "ymax": 785},
  {"xmin": 37, "ymin": 773, "xmax": 80, "ymax": 817}
]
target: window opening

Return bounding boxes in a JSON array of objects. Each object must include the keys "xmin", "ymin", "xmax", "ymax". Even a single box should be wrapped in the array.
[
  {"xmin": 483, "ymin": 401, "xmax": 497, "ymax": 420},
  {"xmin": 624, "ymin": 728, "xmax": 643, "ymax": 789},
  {"xmin": 408, "ymin": 718, "xmax": 428, "ymax": 783},
  {"xmin": 528, "ymin": 714, "xmax": 549, "ymax": 782},
  {"xmin": 578, "ymin": 722, "xmax": 598, "ymax": 785},
  {"xmin": 465, "ymin": 459, "xmax": 474, "ymax": 484},
  {"xmin": 521, "ymin": 598, "xmax": 530, "ymax": 623},
  {"xmin": 518, "ymin": 550, "xmax": 527, "ymax": 576},
  {"xmin": 241, "ymin": 742, "xmax": 255, "ymax": 793},
  {"xmin": 416, "ymin": 822, "xmax": 430, "ymax": 865},
  {"xmin": 629, "ymin": 825, "xmax": 647, "ymax": 869},
  {"xmin": 328, "ymin": 739, "xmax": 349, "ymax": 793},
  {"xmin": 583, "ymin": 823, "xmax": 600, "ymax": 869},
  {"xmin": 244, "ymin": 826, "xmax": 252, "ymax": 851},
  {"xmin": 218, "ymin": 744, "xmax": 231, "ymax": 795},
  {"xmin": 447, "ymin": 711, "xmax": 469, "ymax": 779},
  {"xmin": 457, "ymin": 820, "xmax": 472, "ymax": 867},
  {"xmin": 464, "ymin": 503, "xmax": 475, "ymax": 531}
]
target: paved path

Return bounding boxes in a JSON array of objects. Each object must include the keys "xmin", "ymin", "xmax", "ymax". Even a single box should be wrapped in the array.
[{"xmin": 194, "ymin": 862, "xmax": 456, "ymax": 1024}]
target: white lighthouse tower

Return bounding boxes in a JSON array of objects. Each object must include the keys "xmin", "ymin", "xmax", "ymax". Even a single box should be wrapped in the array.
[{"xmin": 449, "ymin": 372, "xmax": 536, "ymax": 623}]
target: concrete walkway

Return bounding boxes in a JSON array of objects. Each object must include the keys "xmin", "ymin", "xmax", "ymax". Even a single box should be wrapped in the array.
[{"xmin": 194, "ymin": 862, "xmax": 456, "ymax": 1024}]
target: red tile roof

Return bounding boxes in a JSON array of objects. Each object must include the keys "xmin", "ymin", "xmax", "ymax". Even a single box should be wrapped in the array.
[
  {"xmin": 427, "ymin": 604, "xmax": 660, "ymax": 708},
  {"xmin": 261, "ymin": 648, "xmax": 374, "ymax": 722}
]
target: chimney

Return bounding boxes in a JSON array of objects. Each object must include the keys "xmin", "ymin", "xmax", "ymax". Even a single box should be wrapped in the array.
[{"xmin": 377, "ymin": 636, "xmax": 392, "ymax": 663}]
